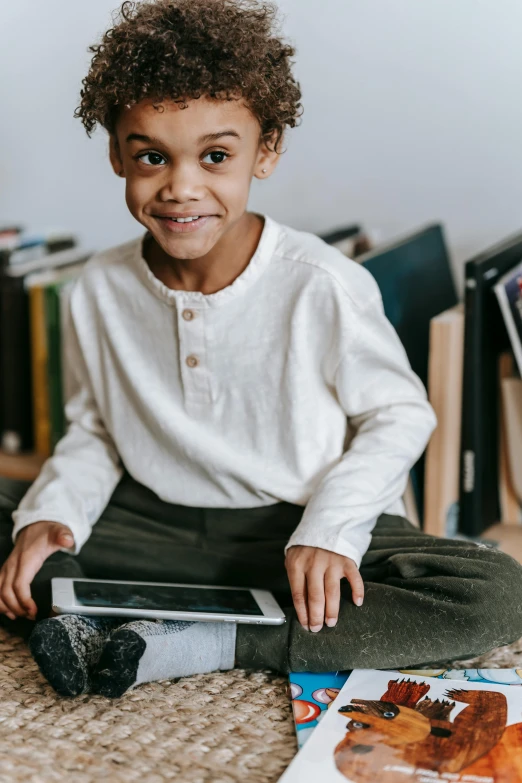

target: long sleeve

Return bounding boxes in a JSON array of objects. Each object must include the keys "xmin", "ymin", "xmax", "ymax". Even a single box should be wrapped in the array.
[
  {"xmin": 12, "ymin": 309, "xmax": 123, "ymax": 554},
  {"xmin": 285, "ymin": 289, "xmax": 437, "ymax": 567}
]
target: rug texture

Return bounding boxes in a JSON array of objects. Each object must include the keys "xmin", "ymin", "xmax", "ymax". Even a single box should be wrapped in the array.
[{"xmin": 0, "ymin": 627, "xmax": 521, "ymax": 783}]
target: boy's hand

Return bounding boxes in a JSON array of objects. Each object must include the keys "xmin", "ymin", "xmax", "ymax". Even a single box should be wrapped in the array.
[
  {"xmin": 0, "ymin": 522, "xmax": 74, "ymax": 621},
  {"xmin": 285, "ymin": 545, "xmax": 364, "ymax": 632}
]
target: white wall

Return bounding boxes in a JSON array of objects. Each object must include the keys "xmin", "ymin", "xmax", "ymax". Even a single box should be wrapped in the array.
[{"xmin": 1, "ymin": 0, "xmax": 522, "ymax": 289}]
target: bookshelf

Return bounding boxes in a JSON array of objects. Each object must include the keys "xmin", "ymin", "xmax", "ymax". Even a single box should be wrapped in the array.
[{"xmin": 0, "ymin": 451, "xmax": 44, "ymax": 482}]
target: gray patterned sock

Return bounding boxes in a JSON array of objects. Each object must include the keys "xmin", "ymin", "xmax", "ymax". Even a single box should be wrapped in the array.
[
  {"xmin": 29, "ymin": 614, "xmax": 121, "ymax": 697},
  {"xmin": 92, "ymin": 619, "xmax": 237, "ymax": 698}
]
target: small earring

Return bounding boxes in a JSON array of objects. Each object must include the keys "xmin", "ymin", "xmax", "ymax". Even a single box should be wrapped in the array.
[{"xmin": 262, "ymin": 168, "xmax": 267, "ymax": 173}]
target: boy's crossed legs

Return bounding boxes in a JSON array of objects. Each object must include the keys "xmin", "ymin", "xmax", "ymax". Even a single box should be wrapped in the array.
[
  {"xmin": 1, "ymin": 474, "xmax": 522, "ymax": 698},
  {"xmin": 0, "ymin": 473, "xmax": 298, "ymax": 697}
]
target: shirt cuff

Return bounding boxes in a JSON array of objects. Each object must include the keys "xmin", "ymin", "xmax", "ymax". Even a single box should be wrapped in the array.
[{"xmin": 284, "ymin": 531, "xmax": 366, "ymax": 568}]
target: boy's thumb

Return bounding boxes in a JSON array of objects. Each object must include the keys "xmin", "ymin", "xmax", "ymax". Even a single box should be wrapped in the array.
[{"xmin": 54, "ymin": 526, "xmax": 75, "ymax": 550}]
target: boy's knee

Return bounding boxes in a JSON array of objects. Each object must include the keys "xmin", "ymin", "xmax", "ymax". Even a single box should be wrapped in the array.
[{"xmin": 464, "ymin": 546, "xmax": 522, "ymax": 648}]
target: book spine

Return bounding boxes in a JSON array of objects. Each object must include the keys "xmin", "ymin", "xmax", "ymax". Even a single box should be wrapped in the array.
[
  {"xmin": 458, "ymin": 271, "xmax": 483, "ymax": 536},
  {"xmin": 0, "ymin": 275, "xmax": 34, "ymax": 452},
  {"xmin": 446, "ymin": 312, "xmax": 465, "ymax": 536},
  {"xmin": 45, "ymin": 284, "xmax": 65, "ymax": 450},
  {"xmin": 59, "ymin": 281, "xmax": 76, "ymax": 408},
  {"xmin": 424, "ymin": 319, "xmax": 444, "ymax": 536},
  {"xmin": 29, "ymin": 285, "xmax": 51, "ymax": 457},
  {"xmin": 498, "ymin": 351, "xmax": 521, "ymax": 523},
  {"xmin": 424, "ymin": 310, "xmax": 464, "ymax": 537}
]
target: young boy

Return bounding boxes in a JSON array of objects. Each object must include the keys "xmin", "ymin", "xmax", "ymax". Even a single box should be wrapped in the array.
[{"xmin": 0, "ymin": 0, "xmax": 521, "ymax": 699}]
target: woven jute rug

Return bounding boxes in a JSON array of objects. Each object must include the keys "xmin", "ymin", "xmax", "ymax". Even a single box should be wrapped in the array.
[{"xmin": 1, "ymin": 628, "xmax": 521, "ymax": 783}]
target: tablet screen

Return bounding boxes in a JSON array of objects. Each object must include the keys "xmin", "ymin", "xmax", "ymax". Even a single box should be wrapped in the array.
[{"xmin": 72, "ymin": 580, "xmax": 264, "ymax": 615}]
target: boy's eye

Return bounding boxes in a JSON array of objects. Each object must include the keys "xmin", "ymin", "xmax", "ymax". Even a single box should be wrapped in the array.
[
  {"xmin": 137, "ymin": 152, "xmax": 166, "ymax": 166},
  {"xmin": 202, "ymin": 151, "xmax": 230, "ymax": 165}
]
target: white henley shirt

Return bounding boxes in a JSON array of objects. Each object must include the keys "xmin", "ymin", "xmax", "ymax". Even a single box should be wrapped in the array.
[{"xmin": 13, "ymin": 213, "xmax": 437, "ymax": 567}]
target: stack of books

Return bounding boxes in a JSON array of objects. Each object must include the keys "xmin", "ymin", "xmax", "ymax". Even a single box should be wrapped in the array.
[
  {"xmin": 0, "ymin": 226, "xmax": 91, "ymax": 456},
  {"xmin": 333, "ymin": 222, "xmax": 522, "ymax": 537},
  {"xmin": 424, "ymin": 234, "xmax": 522, "ymax": 538}
]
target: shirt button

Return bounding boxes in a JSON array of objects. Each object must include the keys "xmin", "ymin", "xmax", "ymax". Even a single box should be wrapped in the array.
[
  {"xmin": 182, "ymin": 309, "xmax": 196, "ymax": 321},
  {"xmin": 186, "ymin": 355, "xmax": 199, "ymax": 368}
]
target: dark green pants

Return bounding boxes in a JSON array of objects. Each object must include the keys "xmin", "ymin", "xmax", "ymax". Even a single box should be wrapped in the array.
[{"xmin": 1, "ymin": 473, "xmax": 521, "ymax": 673}]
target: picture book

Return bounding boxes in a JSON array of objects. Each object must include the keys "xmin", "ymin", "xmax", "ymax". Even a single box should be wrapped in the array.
[
  {"xmin": 283, "ymin": 668, "xmax": 522, "ymax": 782},
  {"xmin": 289, "ymin": 668, "xmax": 522, "ymax": 749}
]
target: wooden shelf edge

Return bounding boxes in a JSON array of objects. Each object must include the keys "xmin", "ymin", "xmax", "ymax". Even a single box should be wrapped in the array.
[
  {"xmin": 481, "ymin": 522, "xmax": 522, "ymax": 565},
  {"xmin": 0, "ymin": 451, "xmax": 45, "ymax": 482}
]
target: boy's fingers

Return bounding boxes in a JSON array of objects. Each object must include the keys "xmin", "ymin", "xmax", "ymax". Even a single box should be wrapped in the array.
[
  {"xmin": 12, "ymin": 584, "xmax": 37, "ymax": 619},
  {"xmin": 0, "ymin": 579, "xmax": 13, "ymax": 619},
  {"xmin": 345, "ymin": 563, "xmax": 364, "ymax": 607},
  {"xmin": 307, "ymin": 569, "xmax": 326, "ymax": 632},
  {"xmin": 324, "ymin": 568, "xmax": 341, "ymax": 627},
  {"xmin": 0, "ymin": 572, "xmax": 25, "ymax": 618},
  {"xmin": 288, "ymin": 569, "xmax": 309, "ymax": 630},
  {"xmin": 0, "ymin": 597, "xmax": 14, "ymax": 620},
  {"xmin": 13, "ymin": 558, "xmax": 38, "ymax": 618}
]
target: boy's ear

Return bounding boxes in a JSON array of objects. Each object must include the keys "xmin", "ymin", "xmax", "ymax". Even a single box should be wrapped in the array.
[
  {"xmin": 254, "ymin": 130, "xmax": 282, "ymax": 180},
  {"xmin": 109, "ymin": 134, "xmax": 125, "ymax": 177}
]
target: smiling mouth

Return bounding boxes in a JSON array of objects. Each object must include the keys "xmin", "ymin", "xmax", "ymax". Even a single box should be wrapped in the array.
[
  {"xmin": 157, "ymin": 215, "xmax": 211, "ymax": 223},
  {"xmin": 154, "ymin": 215, "xmax": 215, "ymax": 233}
]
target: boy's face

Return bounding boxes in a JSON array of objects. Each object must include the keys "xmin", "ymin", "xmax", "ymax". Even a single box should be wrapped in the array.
[{"xmin": 110, "ymin": 97, "xmax": 280, "ymax": 261}]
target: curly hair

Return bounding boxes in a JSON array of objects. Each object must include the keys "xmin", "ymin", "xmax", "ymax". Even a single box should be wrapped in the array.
[{"xmin": 75, "ymin": 0, "xmax": 303, "ymax": 153}]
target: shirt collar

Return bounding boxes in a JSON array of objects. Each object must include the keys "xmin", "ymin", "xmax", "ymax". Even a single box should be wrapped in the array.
[{"xmin": 134, "ymin": 212, "xmax": 280, "ymax": 308}]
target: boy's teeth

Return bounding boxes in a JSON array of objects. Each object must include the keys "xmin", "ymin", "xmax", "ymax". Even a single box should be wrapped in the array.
[{"xmin": 170, "ymin": 216, "xmax": 200, "ymax": 223}]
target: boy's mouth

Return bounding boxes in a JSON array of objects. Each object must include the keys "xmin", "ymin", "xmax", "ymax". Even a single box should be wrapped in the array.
[{"xmin": 155, "ymin": 215, "xmax": 214, "ymax": 234}]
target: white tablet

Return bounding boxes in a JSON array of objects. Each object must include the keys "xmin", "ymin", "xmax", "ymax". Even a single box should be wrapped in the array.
[{"xmin": 51, "ymin": 577, "xmax": 286, "ymax": 625}]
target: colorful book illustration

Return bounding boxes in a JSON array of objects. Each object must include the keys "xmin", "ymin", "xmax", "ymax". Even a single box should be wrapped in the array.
[
  {"xmin": 290, "ymin": 671, "xmax": 350, "ymax": 749},
  {"xmin": 284, "ymin": 668, "xmax": 522, "ymax": 782},
  {"xmin": 289, "ymin": 667, "xmax": 522, "ymax": 750}
]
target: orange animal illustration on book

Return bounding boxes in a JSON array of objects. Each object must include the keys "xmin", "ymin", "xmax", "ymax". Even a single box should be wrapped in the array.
[{"xmin": 334, "ymin": 678, "xmax": 522, "ymax": 783}]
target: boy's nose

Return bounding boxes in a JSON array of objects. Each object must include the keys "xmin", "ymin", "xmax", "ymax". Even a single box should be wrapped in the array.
[{"xmin": 157, "ymin": 162, "xmax": 203, "ymax": 203}]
